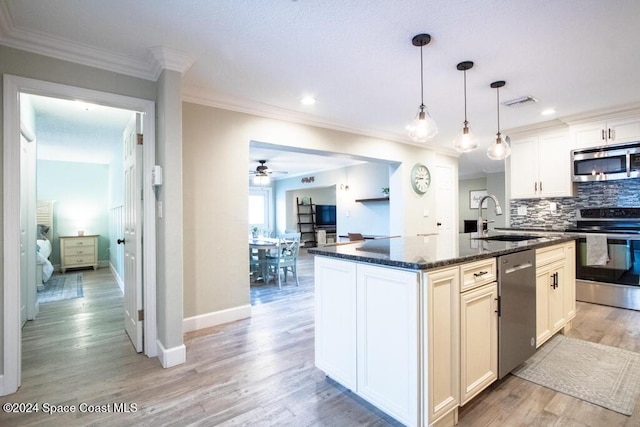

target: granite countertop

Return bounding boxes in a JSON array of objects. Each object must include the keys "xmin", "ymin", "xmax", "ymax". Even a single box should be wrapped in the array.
[{"xmin": 308, "ymin": 232, "xmax": 577, "ymax": 271}]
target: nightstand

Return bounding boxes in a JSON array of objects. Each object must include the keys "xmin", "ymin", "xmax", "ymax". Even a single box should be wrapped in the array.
[{"xmin": 59, "ymin": 235, "xmax": 99, "ymax": 273}]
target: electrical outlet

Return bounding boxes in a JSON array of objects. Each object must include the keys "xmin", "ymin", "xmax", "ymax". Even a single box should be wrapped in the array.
[
  {"xmin": 549, "ymin": 202, "xmax": 557, "ymax": 212},
  {"xmin": 517, "ymin": 206, "xmax": 527, "ymax": 216}
]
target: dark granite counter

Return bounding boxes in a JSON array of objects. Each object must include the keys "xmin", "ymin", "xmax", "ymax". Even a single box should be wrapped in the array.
[{"xmin": 308, "ymin": 233, "xmax": 577, "ymax": 270}]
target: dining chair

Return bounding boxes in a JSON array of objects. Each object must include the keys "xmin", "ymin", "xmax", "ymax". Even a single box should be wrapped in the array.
[{"xmin": 266, "ymin": 232, "xmax": 301, "ymax": 288}]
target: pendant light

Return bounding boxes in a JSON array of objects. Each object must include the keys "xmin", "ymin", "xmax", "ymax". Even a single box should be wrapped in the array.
[
  {"xmin": 487, "ymin": 80, "xmax": 511, "ymax": 160},
  {"xmin": 407, "ymin": 33, "xmax": 438, "ymax": 142},
  {"xmin": 453, "ymin": 61, "xmax": 478, "ymax": 153}
]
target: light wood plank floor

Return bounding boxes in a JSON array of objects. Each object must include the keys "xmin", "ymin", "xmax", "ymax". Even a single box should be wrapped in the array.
[{"xmin": 2, "ymin": 257, "xmax": 640, "ymax": 426}]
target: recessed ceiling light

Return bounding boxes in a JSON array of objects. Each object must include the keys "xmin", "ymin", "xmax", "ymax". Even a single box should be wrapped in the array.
[
  {"xmin": 541, "ymin": 108, "xmax": 556, "ymax": 116},
  {"xmin": 300, "ymin": 96, "xmax": 316, "ymax": 105}
]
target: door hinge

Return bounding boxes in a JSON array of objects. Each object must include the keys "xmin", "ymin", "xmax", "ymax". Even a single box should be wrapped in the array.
[
  {"xmin": 138, "ymin": 309, "xmax": 144, "ymax": 321},
  {"xmin": 137, "ymin": 133, "xmax": 144, "ymax": 145}
]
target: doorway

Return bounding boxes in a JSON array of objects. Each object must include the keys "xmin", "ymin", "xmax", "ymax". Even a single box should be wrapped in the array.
[{"xmin": 2, "ymin": 75, "xmax": 158, "ymax": 396}]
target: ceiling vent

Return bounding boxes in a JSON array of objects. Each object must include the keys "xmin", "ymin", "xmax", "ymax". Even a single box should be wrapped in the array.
[{"xmin": 502, "ymin": 95, "xmax": 539, "ymax": 108}]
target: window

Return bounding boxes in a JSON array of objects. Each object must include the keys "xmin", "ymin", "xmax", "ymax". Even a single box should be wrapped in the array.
[{"xmin": 249, "ymin": 188, "xmax": 271, "ymax": 232}]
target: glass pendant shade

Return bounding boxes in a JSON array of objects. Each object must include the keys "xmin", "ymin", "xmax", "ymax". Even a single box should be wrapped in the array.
[
  {"xmin": 487, "ymin": 133, "xmax": 511, "ymax": 160},
  {"xmin": 407, "ymin": 34, "xmax": 437, "ymax": 143},
  {"xmin": 408, "ymin": 105, "xmax": 438, "ymax": 142},
  {"xmin": 487, "ymin": 80, "xmax": 511, "ymax": 160},
  {"xmin": 453, "ymin": 124, "xmax": 478, "ymax": 153},
  {"xmin": 453, "ymin": 61, "xmax": 477, "ymax": 153}
]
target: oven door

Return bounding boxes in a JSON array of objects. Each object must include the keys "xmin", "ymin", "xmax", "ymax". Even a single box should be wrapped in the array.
[{"xmin": 576, "ymin": 237, "xmax": 633, "ymax": 284}]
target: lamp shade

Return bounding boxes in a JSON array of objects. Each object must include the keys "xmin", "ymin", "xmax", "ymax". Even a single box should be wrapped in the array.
[
  {"xmin": 407, "ymin": 106, "xmax": 438, "ymax": 142},
  {"xmin": 487, "ymin": 134, "xmax": 511, "ymax": 160},
  {"xmin": 453, "ymin": 126, "xmax": 478, "ymax": 153}
]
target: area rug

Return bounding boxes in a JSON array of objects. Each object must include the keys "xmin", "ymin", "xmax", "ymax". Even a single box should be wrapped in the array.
[
  {"xmin": 512, "ymin": 334, "xmax": 640, "ymax": 415},
  {"xmin": 37, "ymin": 273, "xmax": 84, "ymax": 304}
]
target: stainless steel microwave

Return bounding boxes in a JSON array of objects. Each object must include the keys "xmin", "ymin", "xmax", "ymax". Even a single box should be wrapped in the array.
[{"xmin": 572, "ymin": 141, "xmax": 640, "ymax": 181}]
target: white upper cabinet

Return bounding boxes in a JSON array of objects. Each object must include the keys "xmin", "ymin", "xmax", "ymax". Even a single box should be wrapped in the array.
[
  {"xmin": 570, "ymin": 113, "xmax": 640, "ymax": 149},
  {"xmin": 509, "ymin": 130, "xmax": 573, "ymax": 199}
]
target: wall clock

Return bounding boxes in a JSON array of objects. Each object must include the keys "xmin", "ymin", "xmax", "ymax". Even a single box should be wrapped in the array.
[{"xmin": 411, "ymin": 163, "xmax": 431, "ymax": 195}]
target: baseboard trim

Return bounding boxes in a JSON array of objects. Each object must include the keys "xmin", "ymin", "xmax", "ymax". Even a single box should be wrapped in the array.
[
  {"xmin": 109, "ymin": 263, "xmax": 124, "ymax": 294},
  {"xmin": 183, "ymin": 304, "xmax": 252, "ymax": 333},
  {"xmin": 156, "ymin": 340, "xmax": 186, "ymax": 368}
]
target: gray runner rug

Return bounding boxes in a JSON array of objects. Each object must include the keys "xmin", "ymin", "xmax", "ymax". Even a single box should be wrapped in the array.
[
  {"xmin": 512, "ymin": 334, "xmax": 640, "ymax": 415},
  {"xmin": 37, "ymin": 273, "xmax": 84, "ymax": 304}
]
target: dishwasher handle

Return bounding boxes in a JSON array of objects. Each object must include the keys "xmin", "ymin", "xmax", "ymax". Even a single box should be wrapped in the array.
[{"xmin": 504, "ymin": 261, "xmax": 533, "ymax": 275}]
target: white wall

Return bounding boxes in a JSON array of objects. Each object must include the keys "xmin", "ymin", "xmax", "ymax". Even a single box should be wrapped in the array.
[
  {"xmin": 183, "ymin": 102, "xmax": 453, "ymax": 320},
  {"xmin": 274, "ymin": 162, "xmax": 391, "ymax": 237}
]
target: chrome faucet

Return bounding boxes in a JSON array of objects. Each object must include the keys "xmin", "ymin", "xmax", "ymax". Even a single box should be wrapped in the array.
[{"xmin": 477, "ymin": 194, "xmax": 503, "ymax": 237}]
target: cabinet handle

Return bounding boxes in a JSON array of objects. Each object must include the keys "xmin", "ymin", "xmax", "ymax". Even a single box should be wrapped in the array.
[
  {"xmin": 627, "ymin": 151, "xmax": 631, "ymax": 177},
  {"xmin": 534, "ymin": 182, "xmax": 537, "ymax": 192},
  {"xmin": 539, "ymin": 181, "xmax": 543, "ymax": 192},
  {"xmin": 555, "ymin": 272, "xmax": 559, "ymax": 289},
  {"xmin": 495, "ymin": 296, "xmax": 501, "ymax": 316},
  {"xmin": 608, "ymin": 128, "xmax": 612, "ymax": 140},
  {"xmin": 550, "ymin": 272, "xmax": 559, "ymax": 289},
  {"xmin": 601, "ymin": 129, "xmax": 606, "ymax": 140},
  {"xmin": 473, "ymin": 271, "xmax": 488, "ymax": 278}
]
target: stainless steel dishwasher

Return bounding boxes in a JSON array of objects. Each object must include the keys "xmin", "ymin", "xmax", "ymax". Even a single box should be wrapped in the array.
[{"xmin": 498, "ymin": 249, "xmax": 536, "ymax": 379}]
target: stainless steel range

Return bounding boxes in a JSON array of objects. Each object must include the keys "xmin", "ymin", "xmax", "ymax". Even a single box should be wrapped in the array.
[{"xmin": 567, "ymin": 207, "xmax": 640, "ymax": 311}]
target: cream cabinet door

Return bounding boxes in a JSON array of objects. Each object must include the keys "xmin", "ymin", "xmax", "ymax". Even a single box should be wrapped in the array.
[
  {"xmin": 357, "ymin": 264, "xmax": 419, "ymax": 427},
  {"xmin": 548, "ymin": 261, "xmax": 566, "ymax": 333},
  {"xmin": 564, "ymin": 241, "xmax": 576, "ymax": 321},
  {"xmin": 535, "ymin": 264, "xmax": 552, "ymax": 347},
  {"xmin": 424, "ymin": 266, "xmax": 460, "ymax": 424},
  {"xmin": 314, "ymin": 256, "xmax": 357, "ymax": 390},
  {"xmin": 608, "ymin": 115, "xmax": 640, "ymax": 144},
  {"xmin": 460, "ymin": 282, "xmax": 498, "ymax": 405}
]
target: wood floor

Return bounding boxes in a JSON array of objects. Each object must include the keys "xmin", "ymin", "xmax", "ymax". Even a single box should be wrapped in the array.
[{"xmin": 2, "ymin": 255, "xmax": 640, "ymax": 426}]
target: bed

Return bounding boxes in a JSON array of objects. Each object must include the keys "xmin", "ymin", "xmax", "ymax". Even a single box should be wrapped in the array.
[{"xmin": 36, "ymin": 200, "xmax": 54, "ymax": 288}]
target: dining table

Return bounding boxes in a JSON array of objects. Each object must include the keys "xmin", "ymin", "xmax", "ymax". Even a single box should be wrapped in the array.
[{"xmin": 249, "ymin": 237, "xmax": 280, "ymax": 282}]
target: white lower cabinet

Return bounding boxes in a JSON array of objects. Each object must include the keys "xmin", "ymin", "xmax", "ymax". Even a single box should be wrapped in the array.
[
  {"xmin": 315, "ymin": 257, "xmax": 420, "ymax": 426},
  {"xmin": 357, "ymin": 264, "xmax": 419, "ymax": 426},
  {"xmin": 459, "ymin": 282, "xmax": 498, "ymax": 405},
  {"xmin": 314, "ymin": 256, "xmax": 357, "ymax": 390}
]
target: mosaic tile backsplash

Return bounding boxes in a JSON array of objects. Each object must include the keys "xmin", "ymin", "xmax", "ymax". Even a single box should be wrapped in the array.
[{"xmin": 510, "ymin": 180, "xmax": 640, "ymax": 228}]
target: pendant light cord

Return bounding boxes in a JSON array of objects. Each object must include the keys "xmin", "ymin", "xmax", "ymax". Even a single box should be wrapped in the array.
[
  {"xmin": 496, "ymin": 85, "xmax": 501, "ymax": 135},
  {"xmin": 463, "ymin": 69, "xmax": 468, "ymax": 125},
  {"xmin": 419, "ymin": 45, "xmax": 424, "ymax": 108}
]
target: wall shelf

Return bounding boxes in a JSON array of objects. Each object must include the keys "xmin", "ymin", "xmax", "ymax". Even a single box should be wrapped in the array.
[{"xmin": 355, "ymin": 197, "xmax": 389, "ymax": 203}]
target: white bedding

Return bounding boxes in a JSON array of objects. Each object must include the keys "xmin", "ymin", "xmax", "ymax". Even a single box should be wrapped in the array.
[{"xmin": 36, "ymin": 239, "xmax": 54, "ymax": 283}]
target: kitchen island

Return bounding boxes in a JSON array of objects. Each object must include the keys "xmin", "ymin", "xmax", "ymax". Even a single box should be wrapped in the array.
[{"xmin": 308, "ymin": 233, "xmax": 576, "ymax": 427}]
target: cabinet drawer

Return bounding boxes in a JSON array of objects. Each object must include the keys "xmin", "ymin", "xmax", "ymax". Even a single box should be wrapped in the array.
[
  {"xmin": 63, "ymin": 237, "xmax": 96, "ymax": 248},
  {"xmin": 65, "ymin": 246, "xmax": 95, "ymax": 257},
  {"xmin": 64, "ymin": 255, "xmax": 95, "ymax": 266},
  {"xmin": 536, "ymin": 244, "xmax": 565, "ymax": 267},
  {"xmin": 461, "ymin": 258, "xmax": 497, "ymax": 291}
]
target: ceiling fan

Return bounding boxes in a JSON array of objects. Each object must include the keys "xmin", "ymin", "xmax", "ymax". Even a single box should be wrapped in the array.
[{"xmin": 249, "ymin": 160, "xmax": 287, "ymax": 180}]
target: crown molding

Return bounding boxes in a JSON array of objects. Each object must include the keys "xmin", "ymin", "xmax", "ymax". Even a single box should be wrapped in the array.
[
  {"xmin": 182, "ymin": 89, "xmax": 411, "ymax": 144},
  {"xmin": 0, "ymin": 2, "xmax": 191, "ymax": 81},
  {"xmin": 148, "ymin": 47, "xmax": 194, "ymax": 78}
]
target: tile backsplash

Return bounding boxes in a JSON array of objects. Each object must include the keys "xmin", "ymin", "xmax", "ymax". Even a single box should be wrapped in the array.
[{"xmin": 510, "ymin": 180, "xmax": 640, "ymax": 228}]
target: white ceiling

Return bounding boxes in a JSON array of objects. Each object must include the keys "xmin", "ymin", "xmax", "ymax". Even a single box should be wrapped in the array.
[{"xmin": 4, "ymin": 0, "xmax": 640, "ymax": 178}]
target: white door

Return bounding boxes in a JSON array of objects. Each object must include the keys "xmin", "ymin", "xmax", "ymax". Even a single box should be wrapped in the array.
[
  {"xmin": 123, "ymin": 113, "xmax": 143, "ymax": 352},
  {"xmin": 435, "ymin": 164, "xmax": 456, "ymax": 258},
  {"xmin": 20, "ymin": 131, "xmax": 38, "ymax": 326},
  {"xmin": 19, "ymin": 135, "xmax": 29, "ymax": 327}
]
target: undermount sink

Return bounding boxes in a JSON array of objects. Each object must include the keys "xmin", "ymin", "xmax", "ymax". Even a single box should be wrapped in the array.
[{"xmin": 476, "ymin": 235, "xmax": 541, "ymax": 242}]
